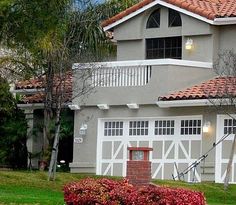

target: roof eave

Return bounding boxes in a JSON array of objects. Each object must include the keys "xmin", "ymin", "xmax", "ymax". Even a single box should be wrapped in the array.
[
  {"xmin": 156, "ymin": 98, "xmax": 233, "ymax": 108},
  {"xmin": 213, "ymin": 17, "xmax": 236, "ymax": 25},
  {"xmin": 103, "ymin": 0, "xmax": 216, "ymax": 31}
]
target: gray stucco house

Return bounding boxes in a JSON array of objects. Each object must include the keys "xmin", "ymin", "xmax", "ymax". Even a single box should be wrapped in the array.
[{"xmin": 69, "ymin": 0, "xmax": 236, "ymax": 183}]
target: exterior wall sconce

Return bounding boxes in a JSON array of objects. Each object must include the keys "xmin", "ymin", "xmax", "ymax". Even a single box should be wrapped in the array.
[
  {"xmin": 185, "ymin": 38, "xmax": 193, "ymax": 50},
  {"xmin": 203, "ymin": 121, "xmax": 211, "ymax": 133},
  {"xmin": 79, "ymin": 123, "xmax": 88, "ymax": 136}
]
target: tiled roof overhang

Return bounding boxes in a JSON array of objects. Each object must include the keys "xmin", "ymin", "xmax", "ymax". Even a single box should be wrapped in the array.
[
  {"xmin": 102, "ymin": 0, "xmax": 236, "ymax": 30},
  {"xmin": 15, "ymin": 72, "xmax": 72, "ymax": 104},
  {"xmin": 159, "ymin": 76, "xmax": 236, "ymax": 101}
]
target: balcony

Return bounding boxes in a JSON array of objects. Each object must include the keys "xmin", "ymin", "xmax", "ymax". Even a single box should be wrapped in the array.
[{"xmin": 73, "ymin": 59, "xmax": 213, "ymax": 106}]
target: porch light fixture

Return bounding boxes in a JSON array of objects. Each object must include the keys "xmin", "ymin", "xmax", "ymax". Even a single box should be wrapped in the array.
[
  {"xmin": 127, "ymin": 103, "xmax": 139, "ymax": 109},
  {"xmin": 203, "ymin": 121, "xmax": 211, "ymax": 133},
  {"xmin": 68, "ymin": 104, "xmax": 80, "ymax": 110},
  {"xmin": 185, "ymin": 38, "xmax": 193, "ymax": 50},
  {"xmin": 79, "ymin": 123, "xmax": 88, "ymax": 136},
  {"xmin": 97, "ymin": 104, "xmax": 109, "ymax": 110}
]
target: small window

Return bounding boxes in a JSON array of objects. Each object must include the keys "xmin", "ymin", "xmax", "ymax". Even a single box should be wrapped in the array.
[
  {"xmin": 224, "ymin": 119, "xmax": 236, "ymax": 134},
  {"xmin": 168, "ymin": 9, "xmax": 182, "ymax": 27},
  {"xmin": 180, "ymin": 120, "xmax": 201, "ymax": 135},
  {"xmin": 146, "ymin": 37, "xmax": 182, "ymax": 59},
  {"xmin": 104, "ymin": 121, "xmax": 123, "ymax": 136},
  {"xmin": 155, "ymin": 120, "xmax": 175, "ymax": 135},
  {"xmin": 129, "ymin": 121, "xmax": 149, "ymax": 136},
  {"xmin": 146, "ymin": 9, "xmax": 160, "ymax": 28}
]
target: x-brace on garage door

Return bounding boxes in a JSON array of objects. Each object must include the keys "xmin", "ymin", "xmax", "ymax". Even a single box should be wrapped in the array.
[{"xmin": 96, "ymin": 116, "xmax": 202, "ymax": 182}]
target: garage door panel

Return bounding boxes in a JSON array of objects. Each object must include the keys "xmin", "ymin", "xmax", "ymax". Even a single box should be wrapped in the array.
[
  {"xmin": 102, "ymin": 142, "xmax": 112, "ymax": 159},
  {"xmin": 222, "ymin": 141, "xmax": 232, "ymax": 159},
  {"xmin": 152, "ymin": 141, "xmax": 163, "ymax": 159},
  {"xmin": 164, "ymin": 164, "xmax": 174, "ymax": 180},
  {"xmin": 191, "ymin": 141, "xmax": 201, "ymax": 159},
  {"xmin": 152, "ymin": 163, "xmax": 162, "ymax": 178},
  {"xmin": 216, "ymin": 115, "xmax": 236, "ymax": 183},
  {"xmin": 102, "ymin": 163, "xmax": 111, "ymax": 175},
  {"xmin": 113, "ymin": 163, "xmax": 123, "ymax": 176},
  {"xmin": 139, "ymin": 141, "xmax": 149, "ymax": 147},
  {"xmin": 179, "ymin": 141, "xmax": 189, "ymax": 159}
]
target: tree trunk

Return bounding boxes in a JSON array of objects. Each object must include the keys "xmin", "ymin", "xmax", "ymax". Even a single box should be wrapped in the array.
[{"xmin": 48, "ymin": 107, "xmax": 61, "ymax": 180}]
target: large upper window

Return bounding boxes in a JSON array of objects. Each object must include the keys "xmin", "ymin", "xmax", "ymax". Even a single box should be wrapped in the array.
[
  {"xmin": 146, "ymin": 37, "xmax": 182, "ymax": 59},
  {"xmin": 146, "ymin": 9, "xmax": 160, "ymax": 28},
  {"xmin": 168, "ymin": 9, "xmax": 182, "ymax": 27}
]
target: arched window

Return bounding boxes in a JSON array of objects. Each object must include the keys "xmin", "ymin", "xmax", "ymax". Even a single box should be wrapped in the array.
[
  {"xmin": 146, "ymin": 9, "xmax": 160, "ymax": 28},
  {"xmin": 168, "ymin": 9, "xmax": 182, "ymax": 27}
]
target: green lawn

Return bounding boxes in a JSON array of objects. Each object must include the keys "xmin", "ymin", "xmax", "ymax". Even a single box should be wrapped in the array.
[{"xmin": 0, "ymin": 171, "xmax": 235, "ymax": 205}]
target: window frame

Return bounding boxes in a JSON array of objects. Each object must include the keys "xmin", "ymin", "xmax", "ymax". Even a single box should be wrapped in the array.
[{"xmin": 146, "ymin": 36, "xmax": 182, "ymax": 59}]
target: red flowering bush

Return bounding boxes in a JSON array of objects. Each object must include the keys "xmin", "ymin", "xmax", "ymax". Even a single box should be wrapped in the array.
[{"xmin": 63, "ymin": 178, "xmax": 206, "ymax": 205}]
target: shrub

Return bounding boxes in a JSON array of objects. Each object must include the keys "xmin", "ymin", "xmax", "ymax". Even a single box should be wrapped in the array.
[{"xmin": 64, "ymin": 178, "xmax": 206, "ymax": 205}]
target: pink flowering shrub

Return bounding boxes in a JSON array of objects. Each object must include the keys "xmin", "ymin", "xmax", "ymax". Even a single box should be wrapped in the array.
[{"xmin": 63, "ymin": 178, "xmax": 206, "ymax": 205}]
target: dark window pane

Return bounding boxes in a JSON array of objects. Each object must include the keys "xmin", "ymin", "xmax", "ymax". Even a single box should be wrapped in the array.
[
  {"xmin": 224, "ymin": 127, "xmax": 227, "ymax": 134},
  {"xmin": 147, "ymin": 9, "xmax": 160, "ymax": 28},
  {"xmin": 189, "ymin": 128, "xmax": 192, "ymax": 135},
  {"xmin": 197, "ymin": 128, "xmax": 201, "ymax": 134},
  {"xmin": 168, "ymin": 9, "xmax": 182, "ymax": 27},
  {"xmin": 198, "ymin": 120, "xmax": 201, "ymax": 126}
]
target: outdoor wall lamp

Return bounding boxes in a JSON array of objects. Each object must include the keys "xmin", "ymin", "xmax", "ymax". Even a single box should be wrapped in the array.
[
  {"xmin": 185, "ymin": 38, "xmax": 193, "ymax": 50},
  {"xmin": 79, "ymin": 123, "xmax": 88, "ymax": 136},
  {"xmin": 203, "ymin": 121, "xmax": 211, "ymax": 133}
]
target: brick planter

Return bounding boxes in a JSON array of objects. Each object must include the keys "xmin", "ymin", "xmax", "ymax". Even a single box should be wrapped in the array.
[
  {"xmin": 127, "ymin": 160, "xmax": 152, "ymax": 186},
  {"xmin": 126, "ymin": 147, "xmax": 153, "ymax": 186}
]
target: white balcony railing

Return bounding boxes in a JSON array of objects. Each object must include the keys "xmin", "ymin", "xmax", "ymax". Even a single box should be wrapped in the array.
[
  {"xmin": 73, "ymin": 59, "xmax": 212, "ymax": 88},
  {"xmin": 91, "ymin": 65, "xmax": 152, "ymax": 87}
]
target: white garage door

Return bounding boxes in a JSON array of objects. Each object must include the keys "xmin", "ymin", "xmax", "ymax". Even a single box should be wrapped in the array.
[
  {"xmin": 96, "ymin": 116, "xmax": 202, "ymax": 182},
  {"xmin": 215, "ymin": 115, "xmax": 236, "ymax": 184}
]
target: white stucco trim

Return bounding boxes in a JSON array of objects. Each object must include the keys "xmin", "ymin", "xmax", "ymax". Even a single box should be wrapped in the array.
[
  {"xmin": 17, "ymin": 103, "xmax": 44, "ymax": 109},
  {"xmin": 213, "ymin": 17, "xmax": 236, "ymax": 25},
  {"xmin": 103, "ymin": 0, "xmax": 236, "ymax": 31},
  {"xmin": 11, "ymin": 88, "xmax": 44, "ymax": 94},
  {"xmin": 73, "ymin": 59, "xmax": 212, "ymax": 70},
  {"xmin": 156, "ymin": 98, "xmax": 232, "ymax": 108}
]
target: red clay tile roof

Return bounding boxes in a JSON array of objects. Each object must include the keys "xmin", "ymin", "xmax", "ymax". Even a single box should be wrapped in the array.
[
  {"xmin": 102, "ymin": 0, "xmax": 236, "ymax": 28},
  {"xmin": 16, "ymin": 72, "xmax": 72, "ymax": 104},
  {"xmin": 159, "ymin": 76, "xmax": 236, "ymax": 101}
]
